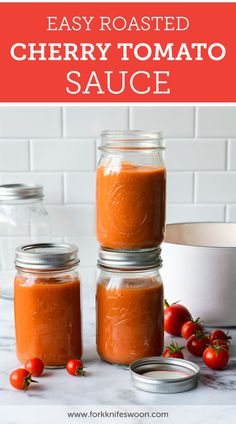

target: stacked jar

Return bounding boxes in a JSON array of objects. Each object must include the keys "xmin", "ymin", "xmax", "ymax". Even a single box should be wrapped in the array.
[{"xmin": 96, "ymin": 131, "xmax": 166, "ymax": 365}]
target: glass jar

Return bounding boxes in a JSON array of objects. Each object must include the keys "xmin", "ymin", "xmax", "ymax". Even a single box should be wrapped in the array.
[
  {"xmin": 96, "ymin": 131, "xmax": 166, "ymax": 250},
  {"xmin": 14, "ymin": 243, "xmax": 82, "ymax": 368},
  {"xmin": 96, "ymin": 247, "xmax": 164, "ymax": 365},
  {"xmin": 0, "ymin": 184, "xmax": 51, "ymax": 299}
]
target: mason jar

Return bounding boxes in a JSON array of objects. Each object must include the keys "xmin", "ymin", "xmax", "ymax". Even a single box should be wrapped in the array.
[
  {"xmin": 96, "ymin": 130, "xmax": 166, "ymax": 250},
  {"xmin": 14, "ymin": 243, "xmax": 82, "ymax": 368},
  {"xmin": 96, "ymin": 247, "xmax": 164, "ymax": 365},
  {"xmin": 0, "ymin": 184, "xmax": 51, "ymax": 299}
]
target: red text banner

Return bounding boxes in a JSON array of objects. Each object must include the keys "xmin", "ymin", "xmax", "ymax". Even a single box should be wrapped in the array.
[{"xmin": 0, "ymin": 2, "xmax": 235, "ymax": 102}]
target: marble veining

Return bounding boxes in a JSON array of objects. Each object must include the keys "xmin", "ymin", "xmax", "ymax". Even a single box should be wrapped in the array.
[{"xmin": 0, "ymin": 289, "xmax": 236, "ymax": 420}]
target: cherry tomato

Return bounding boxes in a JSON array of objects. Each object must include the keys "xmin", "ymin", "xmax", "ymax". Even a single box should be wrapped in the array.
[
  {"xmin": 209, "ymin": 329, "xmax": 231, "ymax": 344},
  {"xmin": 187, "ymin": 331, "xmax": 210, "ymax": 356},
  {"xmin": 212, "ymin": 339, "xmax": 229, "ymax": 350},
  {"xmin": 163, "ymin": 342, "xmax": 184, "ymax": 359},
  {"xmin": 25, "ymin": 358, "xmax": 44, "ymax": 377},
  {"xmin": 203, "ymin": 345, "xmax": 229, "ymax": 370},
  {"xmin": 66, "ymin": 359, "xmax": 86, "ymax": 376},
  {"xmin": 164, "ymin": 299, "xmax": 192, "ymax": 336},
  {"xmin": 181, "ymin": 318, "xmax": 203, "ymax": 340},
  {"xmin": 10, "ymin": 368, "xmax": 37, "ymax": 391}
]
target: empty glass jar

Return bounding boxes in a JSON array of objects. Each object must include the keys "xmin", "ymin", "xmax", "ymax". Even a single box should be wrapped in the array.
[{"xmin": 0, "ymin": 184, "xmax": 51, "ymax": 299}]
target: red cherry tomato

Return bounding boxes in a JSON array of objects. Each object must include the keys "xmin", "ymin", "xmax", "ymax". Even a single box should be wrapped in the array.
[
  {"xmin": 10, "ymin": 368, "xmax": 37, "ymax": 391},
  {"xmin": 164, "ymin": 299, "xmax": 192, "ymax": 336},
  {"xmin": 209, "ymin": 330, "xmax": 231, "ymax": 344},
  {"xmin": 25, "ymin": 358, "xmax": 44, "ymax": 377},
  {"xmin": 66, "ymin": 359, "xmax": 86, "ymax": 376},
  {"xmin": 163, "ymin": 342, "xmax": 184, "ymax": 359},
  {"xmin": 203, "ymin": 345, "xmax": 229, "ymax": 370},
  {"xmin": 212, "ymin": 339, "xmax": 229, "ymax": 350},
  {"xmin": 181, "ymin": 318, "xmax": 203, "ymax": 340},
  {"xmin": 187, "ymin": 331, "xmax": 210, "ymax": 356}
]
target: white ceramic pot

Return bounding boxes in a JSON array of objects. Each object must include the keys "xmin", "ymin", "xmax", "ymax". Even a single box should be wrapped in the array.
[{"xmin": 162, "ymin": 223, "xmax": 236, "ymax": 327}]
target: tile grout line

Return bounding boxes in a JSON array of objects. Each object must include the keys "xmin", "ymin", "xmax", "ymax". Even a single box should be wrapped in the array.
[
  {"xmin": 193, "ymin": 171, "xmax": 197, "ymax": 203},
  {"xmin": 225, "ymin": 204, "xmax": 228, "ymax": 222},
  {"xmin": 94, "ymin": 138, "xmax": 97, "ymax": 171},
  {"xmin": 0, "ymin": 169, "xmax": 98, "ymax": 174},
  {"xmin": 10, "ymin": 135, "xmax": 228, "ymax": 140},
  {"xmin": 225, "ymin": 138, "xmax": 229, "ymax": 170},
  {"xmin": 29, "ymin": 139, "xmax": 33, "ymax": 171},
  {"xmin": 62, "ymin": 107, "xmax": 65, "ymax": 138},
  {"xmin": 128, "ymin": 107, "xmax": 131, "ymax": 129},
  {"xmin": 62, "ymin": 172, "xmax": 66, "ymax": 204},
  {"xmin": 45, "ymin": 202, "xmax": 235, "ymax": 207},
  {"xmin": 194, "ymin": 106, "xmax": 198, "ymax": 138},
  {"xmin": 42, "ymin": 203, "xmax": 96, "ymax": 207}
]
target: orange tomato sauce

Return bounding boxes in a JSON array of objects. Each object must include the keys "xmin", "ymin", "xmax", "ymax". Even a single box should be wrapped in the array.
[
  {"xmin": 96, "ymin": 279, "xmax": 164, "ymax": 364},
  {"xmin": 96, "ymin": 163, "xmax": 166, "ymax": 249},
  {"xmin": 14, "ymin": 275, "xmax": 82, "ymax": 367}
]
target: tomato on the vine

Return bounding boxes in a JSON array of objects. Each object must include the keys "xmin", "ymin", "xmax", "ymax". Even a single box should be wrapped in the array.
[
  {"xmin": 66, "ymin": 359, "xmax": 86, "ymax": 376},
  {"xmin": 164, "ymin": 299, "xmax": 192, "ymax": 336},
  {"xmin": 209, "ymin": 330, "xmax": 231, "ymax": 344},
  {"xmin": 181, "ymin": 318, "xmax": 203, "ymax": 340},
  {"xmin": 212, "ymin": 339, "xmax": 230, "ymax": 350},
  {"xmin": 163, "ymin": 342, "xmax": 185, "ymax": 359},
  {"xmin": 203, "ymin": 345, "xmax": 229, "ymax": 370},
  {"xmin": 10, "ymin": 368, "xmax": 38, "ymax": 391},
  {"xmin": 186, "ymin": 331, "xmax": 210, "ymax": 356},
  {"xmin": 25, "ymin": 358, "xmax": 44, "ymax": 377}
]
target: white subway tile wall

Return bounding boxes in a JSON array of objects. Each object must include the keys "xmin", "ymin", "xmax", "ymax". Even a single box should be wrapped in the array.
[
  {"xmin": 0, "ymin": 106, "xmax": 236, "ymax": 248},
  {"xmin": 166, "ymin": 139, "xmax": 226, "ymax": 170},
  {"xmin": 130, "ymin": 106, "xmax": 195, "ymax": 137},
  {"xmin": 167, "ymin": 172, "xmax": 193, "ymax": 203},
  {"xmin": 0, "ymin": 107, "xmax": 62, "ymax": 138},
  {"xmin": 64, "ymin": 107, "xmax": 129, "ymax": 137},
  {"xmin": 47, "ymin": 205, "xmax": 95, "ymax": 237},
  {"xmin": 31, "ymin": 139, "xmax": 95, "ymax": 171},
  {"xmin": 197, "ymin": 107, "xmax": 236, "ymax": 138},
  {"xmin": 0, "ymin": 140, "xmax": 29, "ymax": 171}
]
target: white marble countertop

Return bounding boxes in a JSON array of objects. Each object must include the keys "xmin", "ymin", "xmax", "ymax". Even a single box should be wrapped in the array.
[{"xmin": 0, "ymin": 280, "xmax": 236, "ymax": 423}]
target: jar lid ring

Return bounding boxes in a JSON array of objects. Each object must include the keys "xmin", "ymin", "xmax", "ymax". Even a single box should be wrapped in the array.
[
  {"xmin": 97, "ymin": 247, "xmax": 162, "ymax": 271},
  {"xmin": 15, "ymin": 243, "xmax": 80, "ymax": 271}
]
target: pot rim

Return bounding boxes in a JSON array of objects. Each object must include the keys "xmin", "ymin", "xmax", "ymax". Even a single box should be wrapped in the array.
[{"xmin": 164, "ymin": 222, "xmax": 236, "ymax": 250}]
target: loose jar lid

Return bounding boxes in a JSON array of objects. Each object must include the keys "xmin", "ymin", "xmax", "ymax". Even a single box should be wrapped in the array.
[
  {"xmin": 15, "ymin": 243, "xmax": 79, "ymax": 271},
  {"xmin": 98, "ymin": 247, "xmax": 162, "ymax": 270},
  {"xmin": 130, "ymin": 357, "xmax": 200, "ymax": 394},
  {"xmin": 0, "ymin": 184, "xmax": 43, "ymax": 202}
]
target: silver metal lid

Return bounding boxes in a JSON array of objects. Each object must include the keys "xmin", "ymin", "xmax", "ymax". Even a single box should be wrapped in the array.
[
  {"xmin": 15, "ymin": 243, "xmax": 79, "ymax": 271},
  {"xmin": 98, "ymin": 247, "xmax": 162, "ymax": 270},
  {"xmin": 130, "ymin": 357, "xmax": 200, "ymax": 394},
  {"xmin": 0, "ymin": 184, "xmax": 43, "ymax": 202}
]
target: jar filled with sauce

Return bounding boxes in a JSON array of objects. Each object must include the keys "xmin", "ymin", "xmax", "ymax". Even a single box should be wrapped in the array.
[
  {"xmin": 14, "ymin": 243, "xmax": 82, "ymax": 368},
  {"xmin": 96, "ymin": 247, "xmax": 164, "ymax": 365},
  {"xmin": 96, "ymin": 131, "xmax": 166, "ymax": 250}
]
